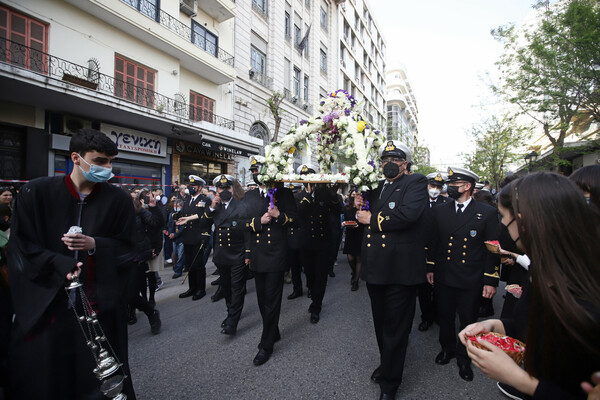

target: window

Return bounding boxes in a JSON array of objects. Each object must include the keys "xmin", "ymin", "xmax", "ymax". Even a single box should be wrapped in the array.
[
  {"xmin": 303, "ymin": 75, "xmax": 309, "ymax": 103},
  {"xmin": 189, "ymin": 90, "xmax": 215, "ymax": 123},
  {"xmin": 0, "ymin": 5, "xmax": 48, "ymax": 74},
  {"xmin": 252, "ymin": 0, "xmax": 268, "ymax": 17},
  {"xmin": 303, "ymin": 23, "xmax": 310, "ymax": 58},
  {"xmin": 294, "ymin": 25, "xmax": 301, "ymax": 46},
  {"xmin": 284, "ymin": 58, "xmax": 291, "ymax": 91},
  {"xmin": 250, "ymin": 46, "xmax": 266, "ymax": 75},
  {"xmin": 114, "ymin": 55, "xmax": 155, "ymax": 107},
  {"xmin": 293, "ymin": 67, "xmax": 300, "ymax": 98},
  {"xmin": 122, "ymin": 0, "xmax": 159, "ymax": 22},
  {"xmin": 320, "ymin": 6, "xmax": 328, "ymax": 30},
  {"xmin": 284, "ymin": 12, "xmax": 291, "ymax": 40},
  {"xmin": 192, "ymin": 21, "xmax": 218, "ymax": 57},
  {"xmin": 305, "ymin": 0, "xmax": 310, "ymax": 8},
  {"xmin": 320, "ymin": 49, "xmax": 327, "ymax": 74}
]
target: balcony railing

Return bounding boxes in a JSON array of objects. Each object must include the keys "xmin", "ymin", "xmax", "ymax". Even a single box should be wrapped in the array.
[
  {"xmin": 249, "ymin": 68, "xmax": 273, "ymax": 90},
  {"xmin": 121, "ymin": 0, "xmax": 234, "ymax": 67},
  {"xmin": 0, "ymin": 39, "xmax": 235, "ymax": 129}
]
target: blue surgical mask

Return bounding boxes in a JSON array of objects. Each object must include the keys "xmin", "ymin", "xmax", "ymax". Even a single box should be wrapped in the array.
[
  {"xmin": 78, "ymin": 154, "xmax": 114, "ymax": 183},
  {"xmin": 174, "ymin": 208, "xmax": 181, "ymax": 212}
]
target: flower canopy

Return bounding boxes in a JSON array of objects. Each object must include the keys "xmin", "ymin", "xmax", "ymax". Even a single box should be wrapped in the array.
[{"xmin": 257, "ymin": 89, "xmax": 384, "ymax": 192}]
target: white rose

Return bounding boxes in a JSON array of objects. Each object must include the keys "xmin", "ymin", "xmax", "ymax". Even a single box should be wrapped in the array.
[{"xmin": 353, "ymin": 177, "xmax": 361, "ymax": 185}]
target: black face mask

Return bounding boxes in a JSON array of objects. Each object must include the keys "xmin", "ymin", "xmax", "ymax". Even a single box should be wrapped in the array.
[
  {"xmin": 0, "ymin": 219, "xmax": 9, "ymax": 232},
  {"xmin": 252, "ymin": 172, "xmax": 261, "ymax": 185},
  {"xmin": 446, "ymin": 185, "xmax": 461, "ymax": 200},
  {"xmin": 383, "ymin": 162, "xmax": 400, "ymax": 179},
  {"xmin": 219, "ymin": 190, "xmax": 232, "ymax": 202},
  {"xmin": 188, "ymin": 186, "xmax": 197, "ymax": 196}
]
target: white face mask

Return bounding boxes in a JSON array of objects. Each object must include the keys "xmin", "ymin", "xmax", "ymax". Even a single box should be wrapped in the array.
[
  {"xmin": 184, "ymin": 188, "xmax": 190, "ymax": 195},
  {"xmin": 428, "ymin": 188, "xmax": 441, "ymax": 199}
]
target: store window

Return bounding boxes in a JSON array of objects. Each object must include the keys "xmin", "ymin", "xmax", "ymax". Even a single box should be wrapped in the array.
[
  {"xmin": 0, "ymin": 5, "xmax": 48, "ymax": 74},
  {"xmin": 0, "ymin": 126, "xmax": 25, "ymax": 180},
  {"xmin": 180, "ymin": 159, "xmax": 224, "ymax": 185},
  {"xmin": 114, "ymin": 55, "xmax": 155, "ymax": 108}
]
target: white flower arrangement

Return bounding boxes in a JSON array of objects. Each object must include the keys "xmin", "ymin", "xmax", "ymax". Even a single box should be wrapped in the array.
[{"xmin": 257, "ymin": 89, "xmax": 384, "ymax": 192}]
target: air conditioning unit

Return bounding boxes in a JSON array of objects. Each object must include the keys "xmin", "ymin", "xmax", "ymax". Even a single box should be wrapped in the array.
[
  {"xmin": 292, "ymin": 96, "xmax": 298, "ymax": 103},
  {"xmin": 63, "ymin": 116, "xmax": 92, "ymax": 134},
  {"xmin": 302, "ymin": 104, "xmax": 309, "ymax": 110},
  {"xmin": 180, "ymin": 0, "xmax": 197, "ymax": 17}
]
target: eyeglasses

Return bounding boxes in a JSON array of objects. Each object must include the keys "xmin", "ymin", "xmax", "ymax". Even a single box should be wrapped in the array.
[{"xmin": 382, "ymin": 157, "xmax": 405, "ymax": 163}]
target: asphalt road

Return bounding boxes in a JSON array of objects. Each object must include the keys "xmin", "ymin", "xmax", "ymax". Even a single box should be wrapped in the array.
[{"xmin": 128, "ymin": 253, "xmax": 508, "ymax": 400}]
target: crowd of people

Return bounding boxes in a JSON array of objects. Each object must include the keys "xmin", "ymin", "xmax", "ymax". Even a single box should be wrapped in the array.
[{"xmin": 0, "ymin": 129, "xmax": 599, "ymax": 400}]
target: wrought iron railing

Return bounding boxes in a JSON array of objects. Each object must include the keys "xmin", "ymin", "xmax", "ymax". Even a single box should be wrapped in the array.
[
  {"xmin": 249, "ymin": 68, "xmax": 273, "ymax": 90},
  {"xmin": 121, "ymin": 0, "xmax": 234, "ymax": 67},
  {"xmin": 0, "ymin": 39, "xmax": 235, "ymax": 129},
  {"xmin": 251, "ymin": 1, "xmax": 268, "ymax": 19}
]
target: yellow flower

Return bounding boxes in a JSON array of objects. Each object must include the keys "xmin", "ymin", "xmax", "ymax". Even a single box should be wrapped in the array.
[
  {"xmin": 357, "ymin": 121, "xmax": 366, "ymax": 132},
  {"xmin": 288, "ymin": 147, "xmax": 296, "ymax": 154},
  {"xmin": 331, "ymin": 92, "xmax": 337, "ymax": 97}
]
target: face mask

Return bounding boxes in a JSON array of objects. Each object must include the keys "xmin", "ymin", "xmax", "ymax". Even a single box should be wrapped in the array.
[
  {"xmin": 184, "ymin": 188, "xmax": 190, "ymax": 195},
  {"xmin": 188, "ymin": 186, "xmax": 197, "ymax": 196},
  {"xmin": 219, "ymin": 190, "xmax": 232, "ymax": 202},
  {"xmin": 585, "ymin": 196, "xmax": 591, "ymax": 205},
  {"xmin": 383, "ymin": 162, "xmax": 400, "ymax": 179},
  {"xmin": 428, "ymin": 188, "xmax": 441, "ymax": 199},
  {"xmin": 174, "ymin": 208, "xmax": 181, "ymax": 212},
  {"xmin": 78, "ymin": 154, "xmax": 114, "ymax": 183},
  {"xmin": 446, "ymin": 185, "xmax": 461, "ymax": 200},
  {"xmin": 252, "ymin": 172, "xmax": 261, "ymax": 185}
]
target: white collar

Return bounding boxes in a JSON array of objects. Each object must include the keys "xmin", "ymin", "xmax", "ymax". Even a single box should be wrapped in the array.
[{"xmin": 455, "ymin": 196, "xmax": 472, "ymax": 212}]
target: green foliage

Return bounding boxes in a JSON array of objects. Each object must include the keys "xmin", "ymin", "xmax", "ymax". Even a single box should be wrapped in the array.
[
  {"xmin": 462, "ymin": 113, "xmax": 532, "ymax": 189},
  {"xmin": 492, "ymin": 0, "xmax": 600, "ymax": 150},
  {"xmin": 412, "ymin": 142, "xmax": 436, "ymax": 176}
]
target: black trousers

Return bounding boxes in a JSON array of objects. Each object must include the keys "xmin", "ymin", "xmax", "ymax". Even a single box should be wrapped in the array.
[
  {"xmin": 288, "ymin": 248, "xmax": 303, "ymax": 293},
  {"xmin": 9, "ymin": 294, "xmax": 136, "ymax": 400},
  {"xmin": 216, "ymin": 262, "xmax": 248, "ymax": 328},
  {"xmin": 254, "ymin": 271, "xmax": 284, "ymax": 351},
  {"xmin": 184, "ymin": 243, "xmax": 205, "ymax": 292},
  {"xmin": 128, "ymin": 262, "xmax": 153, "ymax": 317},
  {"xmin": 435, "ymin": 284, "xmax": 481, "ymax": 364},
  {"xmin": 417, "ymin": 281, "xmax": 435, "ymax": 323},
  {"xmin": 367, "ymin": 283, "xmax": 417, "ymax": 395},
  {"xmin": 301, "ymin": 246, "xmax": 330, "ymax": 314}
]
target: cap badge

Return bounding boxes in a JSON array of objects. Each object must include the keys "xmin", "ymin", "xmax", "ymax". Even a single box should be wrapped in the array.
[
  {"xmin": 448, "ymin": 167, "xmax": 454, "ymax": 176},
  {"xmin": 435, "ymin": 173, "xmax": 443, "ymax": 182},
  {"xmin": 220, "ymin": 176, "xmax": 228, "ymax": 184},
  {"xmin": 385, "ymin": 141, "xmax": 396, "ymax": 151},
  {"xmin": 250, "ymin": 157, "xmax": 257, "ymax": 165},
  {"xmin": 301, "ymin": 165, "xmax": 309, "ymax": 173}
]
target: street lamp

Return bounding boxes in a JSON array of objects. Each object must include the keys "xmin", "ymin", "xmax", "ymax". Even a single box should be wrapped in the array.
[{"xmin": 524, "ymin": 150, "xmax": 539, "ymax": 173}]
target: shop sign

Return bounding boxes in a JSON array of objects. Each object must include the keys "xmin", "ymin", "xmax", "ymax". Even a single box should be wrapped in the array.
[
  {"xmin": 102, "ymin": 123, "xmax": 167, "ymax": 157},
  {"xmin": 174, "ymin": 140, "xmax": 254, "ymax": 160}
]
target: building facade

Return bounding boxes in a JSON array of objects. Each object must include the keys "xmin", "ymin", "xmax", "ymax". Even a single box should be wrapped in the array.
[
  {"xmin": 337, "ymin": 0, "xmax": 387, "ymax": 132},
  {"xmin": 385, "ymin": 65, "xmax": 418, "ymax": 151},
  {"xmin": 0, "ymin": 0, "xmax": 262, "ymax": 188}
]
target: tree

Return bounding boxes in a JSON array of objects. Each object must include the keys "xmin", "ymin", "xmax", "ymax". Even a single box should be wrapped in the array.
[
  {"xmin": 491, "ymin": 0, "xmax": 600, "ymax": 150},
  {"xmin": 412, "ymin": 142, "xmax": 437, "ymax": 176},
  {"xmin": 267, "ymin": 92, "xmax": 284, "ymax": 141},
  {"xmin": 462, "ymin": 113, "xmax": 531, "ymax": 190}
]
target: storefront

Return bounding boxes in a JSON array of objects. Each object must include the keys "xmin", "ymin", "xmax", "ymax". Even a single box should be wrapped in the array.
[
  {"xmin": 50, "ymin": 123, "xmax": 170, "ymax": 189},
  {"xmin": 172, "ymin": 139, "xmax": 255, "ymax": 187}
]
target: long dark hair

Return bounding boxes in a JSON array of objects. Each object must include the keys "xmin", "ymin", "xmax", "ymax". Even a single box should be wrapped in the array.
[
  {"xmin": 512, "ymin": 172, "xmax": 600, "ymax": 376},
  {"xmin": 569, "ymin": 165, "xmax": 600, "ymax": 212}
]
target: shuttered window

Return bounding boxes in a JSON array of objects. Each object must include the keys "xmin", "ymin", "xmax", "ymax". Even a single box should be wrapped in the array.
[
  {"xmin": 0, "ymin": 5, "xmax": 48, "ymax": 74},
  {"xmin": 114, "ymin": 55, "xmax": 155, "ymax": 108},
  {"xmin": 189, "ymin": 90, "xmax": 215, "ymax": 123}
]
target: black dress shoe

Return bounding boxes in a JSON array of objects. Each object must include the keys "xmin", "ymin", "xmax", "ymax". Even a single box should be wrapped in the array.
[
  {"xmin": 149, "ymin": 309, "xmax": 161, "ymax": 335},
  {"xmin": 328, "ymin": 270, "xmax": 335, "ymax": 277},
  {"xmin": 192, "ymin": 290, "xmax": 206, "ymax": 301},
  {"xmin": 253, "ymin": 348, "xmax": 272, "ymax": 366},
  {"xmin": 221, "ymin": 318, "xmax": 228, "ymax": 328},
  {"xmin": 458, "ymin": 362, "xmax": 474, "ymax": 381},
  {"xmin": 211, "ymin": 288, "xmax": 224, "ymax": 302},
  {"xmin": 221, "ymin": 325, "xmax": 236, "ymax": 335},
  {"xmin": 310, "ymin": 312, "xmax": 320, "ymax": 324},
  {"xmin": 172, "ymin": 273, "xmax": 182, "ymax": 279},
  {"xmin": 287, "ymin": 291, "xmax": 303, "ymax": 300},
  {"xmin": 379, "ymin": 391, "xmax": 397, "ymax": 400},
  {"xmin": 307, "ymin": 289, "xmax": 312, "ymax": 298},
  {"xmin": 418, "ymin": 320, "xmax": 433, "ymax": 332},
  {"xmin": 435, "ymin": 351, "xmax": 456, "ymax": 365},
  {"xmin": 351, "ymin": 280, "xmax": 359, "ymax": 291},
  {"xmin": 370, "ymin": 366, "xmax": 383, "ymax": 383},
  {"xmin": 127, "ymin": 312, "xmax": 137, "ymax": 325},
  {"xmin": 179, "ymin": 289, "xmax": 194, "ymax": 298},
  {"xmin": 211, "ymin": 278, "xmax": 221, "ymax": 286}
]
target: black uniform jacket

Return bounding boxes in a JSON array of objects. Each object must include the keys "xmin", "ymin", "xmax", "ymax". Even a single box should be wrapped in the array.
[
  {"xmin": 360, "ymin": 173, "xmax": 429, "ymax": 285},
  {"xmin": 430, "ymin": 199, "xmax": 500, "ymax": 289},
  {"xmin": 297, "ymin": 187, "xmax": 343, "ymax": 250},
  {"xmin": 205, "ymin": 198, "xmax": 250, "ymax": 266},
  {"xmin": 425, "ymin": 196, "xmax": 451, "ymax": 269},
  {"xmin": 287, "ymin": 190, "xmax": 305, "ymax": 250},
  {"xmin": 180, "ymin": 194, "xmax": 212, "ymax": 246},
  {"xmin": 244, "ymin": 187, "xmax": 298, "ymax": 273},
  {"xmin": 8, "ymin": 175, "xmax": 136, "ymax": 334}
]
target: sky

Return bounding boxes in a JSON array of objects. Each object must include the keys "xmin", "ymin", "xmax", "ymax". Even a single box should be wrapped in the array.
[{"xmin": 369, "ymin": 0, "xmax": 536, "ymax": 169}]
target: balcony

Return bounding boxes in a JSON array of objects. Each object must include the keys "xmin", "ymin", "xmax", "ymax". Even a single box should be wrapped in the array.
[
  {"xmin": 283, "ymin": 89, "xmax": 311, "ymax": 113},
  {"xmin": 196, "ymin": 0, "xmax": 236, "ymax": 22},
  {"xmin": 0, "ymin": 39, "xmax": 234, "ymax": 130},
  {"xmin": 249, "ymin": 69, "xmax": 273, "ymax": 90},
  {"xmin": 64, "ymin": 0, "xmax": 235, "ymax": 84}
]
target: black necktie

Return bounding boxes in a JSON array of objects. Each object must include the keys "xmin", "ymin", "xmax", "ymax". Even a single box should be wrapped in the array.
[
  {"xmin": 379, "ymin": 183, "xmax": 390, "ymax": 200},
  {"xmin": 457, "ymin": 203, "xmax": 464, "ymax": 215}
]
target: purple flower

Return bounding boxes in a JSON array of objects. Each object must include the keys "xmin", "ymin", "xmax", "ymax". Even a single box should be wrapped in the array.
[
  {"xmin": 320, "ymin": 101, "xmax": 325, "ymax": 106},
  {"xmin": 323, "ymin": 111, "xmax": 340, "ymax": 124},
  {"xmin": 368, "ymin": 159, "xmax": 376, "ymax": 168},
  {"xmin": 344, "ymin": 109, "xmax": 351, "ymax": 116},
  {"xmin": 299, "ymin": 119, "xmax": 307, "ymax": 125}
]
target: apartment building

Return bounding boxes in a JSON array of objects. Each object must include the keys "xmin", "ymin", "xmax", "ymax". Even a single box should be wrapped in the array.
[
  {"xmin": 0, "ymin": 0, "xmax": 262, "ymax": 186},
  {"xmin": 337, "ymin": 0, "xmax": 387, "ymax": 132},
  {"xmin": 385, "ymin": 65, "xmax": 418, "ymax": 151}
]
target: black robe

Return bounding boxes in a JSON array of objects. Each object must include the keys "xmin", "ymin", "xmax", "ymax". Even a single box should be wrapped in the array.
[{"xmin": 8, "ymin": 175, "xmax": 136, "ymax": 400}]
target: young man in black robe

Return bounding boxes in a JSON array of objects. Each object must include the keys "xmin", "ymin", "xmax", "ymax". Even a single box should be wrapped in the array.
[{"xmin": 8, "ymin": 129, "xmax": 137, "ymax": 400}]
